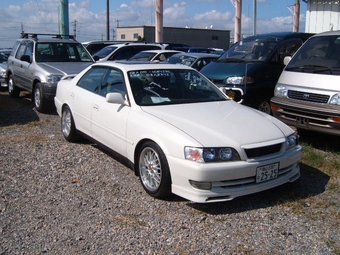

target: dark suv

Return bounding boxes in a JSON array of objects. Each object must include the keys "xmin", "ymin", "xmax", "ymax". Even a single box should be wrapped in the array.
[
  {"xmin": 200, "ymin": 32, "xmax": 314, "ymax": 114},
  {"xmin": 6, "ymin": 33, "xmax": 94, "ymax": 112}
]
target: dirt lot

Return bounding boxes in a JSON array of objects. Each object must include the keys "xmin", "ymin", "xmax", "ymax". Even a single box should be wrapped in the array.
[{"xmin": 0, "ymin": 91, "xmax": 339, "ymax": 255}]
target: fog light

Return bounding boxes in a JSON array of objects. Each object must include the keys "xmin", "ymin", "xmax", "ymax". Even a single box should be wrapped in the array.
[
  {"xmin": 226, "ymin": 90, "xmax": 236, "ymax": 100},
  {"xmin": 189, "ymin": 180, "xmax": 212, "ymax": 190}
]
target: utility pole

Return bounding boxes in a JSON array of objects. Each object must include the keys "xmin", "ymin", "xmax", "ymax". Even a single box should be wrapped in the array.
[
  {"xmin": 72, "ymin": 20, "xmax": 77, "ymax": 39},
  {"xmin": 155, "ymin": 0, "xmax": 163, "ymax": 43},
  {"xmin": 234, "ymin": 0, "xmax": 242, "ymax": 43},
  {"xmin": 60, "ymin": 0, "xmax": 69, "ymax": 36},
  {"xmin": 253, "ymin": 0, "xmax": 257, "ymax": 35},
  {"xmin": 115, "ymin": 19, "xmax": 122, "ymax": 27},
  {"xmin": 111, "ymin": 28, "xmax": 115, "ymax": 40},
  {"xmin": 293, "ymin": 0, "xmax": 300, "ymax": 32},
  {"xmin": 106, "ymin": 0, "xmax": 110, "ymax": 40}
]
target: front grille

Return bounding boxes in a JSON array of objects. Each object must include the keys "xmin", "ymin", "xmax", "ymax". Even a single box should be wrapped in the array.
[
  {"xmin": 244, "ymin": 143, "xmax": 282, "ymax": 158},
  {"xmin": 288, "ymin": 90, "xmax": 329, "ymax": 103}
]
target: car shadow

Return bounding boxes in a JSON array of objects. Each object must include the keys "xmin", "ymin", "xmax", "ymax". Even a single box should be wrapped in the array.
[
  {"xmin": 185, "ymin": 162, "xmax": 329, "ymax": 214},
  {"xmin": 0, "ymin": 92, "xmax": 57, "ymax": 127},
  {"xmin": 298, "ymin": 129, "xmax": 339, "ymax": 152}
]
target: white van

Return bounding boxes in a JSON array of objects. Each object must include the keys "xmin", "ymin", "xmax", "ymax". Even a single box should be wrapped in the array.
[{"xmin": 271, "ymin": 30, "xmax": 340, "ymax": 136}]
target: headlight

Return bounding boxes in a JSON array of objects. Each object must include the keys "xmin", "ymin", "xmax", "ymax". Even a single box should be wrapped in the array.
[
  {"xmin": 226, "ymin": 76, "xmax": 254, "ymax": 85},
  {"xmin": 286, "ymin": 133, "xmax": 299, "ymax": 150},
  {"xmin": 184, "ymin": 147, "xmax": 241, "ymax": 163},
  {"xmin": 0, "ymin": 70, "xmax": 6, "ymax": 78},
  {"xmin": 47, "ymin": 75, "xmax": 64, "ymax": 84},
  {"xmin": 330, "ymin": 93, "xmax": 340, "ymax": 105},
  {"xmin": 274, "ymin": 84, "xmax": 288, "ymax": 97}
]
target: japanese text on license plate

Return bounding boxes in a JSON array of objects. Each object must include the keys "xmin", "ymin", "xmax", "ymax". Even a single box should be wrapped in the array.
[{"xmin": 256, "ymin": 163, "xmax": 279, "ymax": 183}]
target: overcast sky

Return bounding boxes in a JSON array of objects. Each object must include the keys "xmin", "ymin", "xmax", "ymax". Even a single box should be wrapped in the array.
[{"xmin": 0, "ymin": 0, "xmax": 307, "ymax": 48}]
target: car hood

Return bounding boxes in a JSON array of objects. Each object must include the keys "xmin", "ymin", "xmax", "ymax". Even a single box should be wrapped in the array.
[
  {"xmin": 200, "ymin": 61, "xmax": 263, "ymax": 81},
  {"xmin": 38, "ymin": 62, "xmax": 93, "ymax": 75},
  {"xmin": 142, "ymin": 100, "xmax": 292, "ymax": 147}
]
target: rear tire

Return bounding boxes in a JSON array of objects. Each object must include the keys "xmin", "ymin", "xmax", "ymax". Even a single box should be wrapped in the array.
[{"xmin": 8, "ymin": 74, "xmax": 20, "ymax": 98}]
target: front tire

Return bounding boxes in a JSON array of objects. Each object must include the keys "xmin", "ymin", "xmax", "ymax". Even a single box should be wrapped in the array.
[
  {"xmin": 138, "ymin": 141, "xmax": 171, "ymax": 199},
  {"xmin": 8, "ymin": 74, "xmax": 20, "ymax": 98},
  {"xmin": 33, "ymin": 83, "xmax": 50, "ymax": 112},
  {"xmin": 257, "ymin": 100, "xmax": 272, "ymax": 115},
  {"xmin": 61, "ymin": 105, "xmax": 80, "ymax": 142}
]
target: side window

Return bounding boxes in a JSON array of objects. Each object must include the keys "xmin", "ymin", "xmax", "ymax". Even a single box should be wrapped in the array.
[
  {"xmin": 276, "ymin": 38, "xmax": 303, "ymax": 63},
  {"xmin": 100, "ymin": 68, "xmax": 126, "ymax": 97},
  {"xmin": 15, "ymin": 44, "xmax": 26, "ymax": 60},
  {"xmin": 77, "ymin": 67, "xmax": 107, "ymax": 93},
  {"xmin": 25, "ymin": 42, "xmax": 33, "ymax": 62},
  {"xmin": 110, "ymin": 47, "xmax": 132, "ymax": 61},
  {"xmin": 10, "ymin": 41, "xmax": 20, "ymax": 56}
]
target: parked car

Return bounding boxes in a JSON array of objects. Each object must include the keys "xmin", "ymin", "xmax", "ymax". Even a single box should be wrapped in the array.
[
  {"xmin": 82, "ymin": 40, "xmax": 134, "ymax": 56},
  {"xmin": 0, "ymin": 52, "xmax": 9, "ymax": 63},
  {"xmin": 6, "ymin": 33, "xmax": 94, "ymax": 112},
  {"xmin": 0, "ymin": 63, "xmax": 7, "ymax": 89},
  {"xmin": 54, "ymin": 62, "xmax": 302, "ymax": 203},
  {"xmin": 271, "ymin": 30, "xmax": 340, "ymax": 136},
  {"xmin": 93, "ymin": 42, "xmax": 166, "ymax": 62},
  {"xmin": 128, "ymin": 50, "xmax": 181, "ymax": 62},
  {"xmin": 200, "ymin": 32, "xmax": 314, "ymax": 114},
  {"xmin": 164, "ymin": 52, "xmax": 219, "ymax": 71}
]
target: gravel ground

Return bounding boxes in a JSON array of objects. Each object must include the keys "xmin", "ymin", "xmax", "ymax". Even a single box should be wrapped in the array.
[{"xmin": 1, "ymin": 91, "xmax": 339, "ymax": 255}]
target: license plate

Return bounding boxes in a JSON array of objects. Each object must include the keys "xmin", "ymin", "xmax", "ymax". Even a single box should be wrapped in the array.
[
  {"xmin": 296, "ymin": 116, "xmax": 309, "ymax": 128},
  {"xmin": 256, "ymin": 163, "xmax": 279, "ymax": 183}
]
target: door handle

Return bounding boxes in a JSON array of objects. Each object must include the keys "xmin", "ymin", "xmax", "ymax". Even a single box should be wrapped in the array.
[{"xmin": 93, "ymin": 104, "xmax": 99, "ymax": 111}]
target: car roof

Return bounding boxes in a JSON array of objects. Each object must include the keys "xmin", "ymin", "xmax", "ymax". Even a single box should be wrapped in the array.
[
  {"xmin": 309, "ymin": 30, "xmax": 340, "ymax": 37},
  {"xmin": 103, "ymin": 42, "xmax": 164, "ymax": 48},
  {"xmin": 90, "ymin": 61, "xmax": 195, "ymax": 72},
  {"xmin": 135, "ymin": 49, "xmax": 181, "ymax": 54},
  {"xmin": 171, "ymin": 52, "xmax": 220, "ymax": 58},
  {"xmin": 242, "ymin": 32, "xmax": 315, "ymax": 40}
]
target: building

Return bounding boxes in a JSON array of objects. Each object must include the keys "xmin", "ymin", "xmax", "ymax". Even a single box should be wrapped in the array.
[
  {"xmin": 116, "ymin": 26, "xmax": 230, "ymax": 50},
  {"xmin": 304, "ymin": 0, "xmax": 340, "ymax": 33}
]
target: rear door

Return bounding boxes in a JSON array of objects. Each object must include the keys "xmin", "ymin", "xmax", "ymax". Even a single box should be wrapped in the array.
[{"xmin": 11, "ymin": 40, "xmax": 33, "ymax": 90}]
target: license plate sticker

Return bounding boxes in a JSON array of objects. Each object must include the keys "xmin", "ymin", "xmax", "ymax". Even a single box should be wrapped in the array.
[{"xmin": 256, "ymin": 163, "xmax": 279, "ymax": 183}]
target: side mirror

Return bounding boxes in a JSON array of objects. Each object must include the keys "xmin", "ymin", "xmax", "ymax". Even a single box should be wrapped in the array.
[
  {"xmin": 106, "ymin": 92, "xmax": 127, "ymax": 105},
  {"xmin": 283, "ymin": 56, "xmax": 292, "ymax": 66},
  {"xmin": 93, "ymin": 56, "xmax": 100, "ymax": 61},
  {"xmin": 20, "ymin": 55, "xmax": 31, "ymax": 63}
]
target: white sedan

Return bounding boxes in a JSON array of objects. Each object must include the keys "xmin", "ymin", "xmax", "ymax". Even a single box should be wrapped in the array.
[{"xmin": 54, "ymin": 62, "xmax": 302, "ymax": 203}]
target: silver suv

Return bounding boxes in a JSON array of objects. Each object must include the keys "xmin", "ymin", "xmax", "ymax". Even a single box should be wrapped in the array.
[{"xmin": 6, "ymin": 33, "xmax": 94, "ymax": 112}]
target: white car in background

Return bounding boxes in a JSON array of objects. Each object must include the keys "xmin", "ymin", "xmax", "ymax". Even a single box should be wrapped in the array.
[
  {"xmin": 54, "ymin": 62, "xmax": 303, "ymax": 203},
  {"xmin": 128, "ymin": 49, "xmax": 181, "ymax": 62}
]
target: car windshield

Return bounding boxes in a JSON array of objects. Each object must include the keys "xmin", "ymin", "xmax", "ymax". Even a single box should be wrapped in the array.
[
  {"xmin": 285, "ymin": 35, "xmax": 340, "ymax": 75},
  {"xmin": 164, "ymin": 54, "xmax": 198, "ymax": 67},
  {"xmin": 35, "ymin": 42, "xmax": 92, "ymax": 62},
  {"xmin": 128, "ymin": 52, "xmax": 156, "ymax": 61},
  {"xmin": 128, "ymin": 68, "xmax": 227, "ymax": 106},
  {"xmin": 218, "ymin": 37, "xmax": 280, "ymax": 61},
  {"xmin": 93, "ymin": 45, "xmax": 118, "ymax": 59}
]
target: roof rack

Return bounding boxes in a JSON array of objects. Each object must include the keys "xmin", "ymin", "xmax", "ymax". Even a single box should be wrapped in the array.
[{"xmin": 20, "ymin": 33, "xmax": 76, "ymax": 40}]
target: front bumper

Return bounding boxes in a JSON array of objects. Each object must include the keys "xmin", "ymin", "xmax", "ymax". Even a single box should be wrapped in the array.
[
  {"xmin": 167, "ymin": 145, "xmax": 303, "ymax": 203},
  {"xmin": 271, "ymin": 96, "xmax": 340, "ymax": 136}
]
